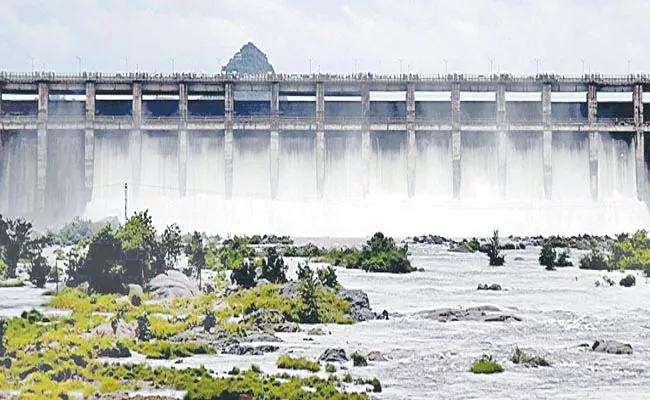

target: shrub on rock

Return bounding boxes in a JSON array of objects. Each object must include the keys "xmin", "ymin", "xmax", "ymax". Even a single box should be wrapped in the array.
[{"xmin": 620, "ymin": 274, "xmax": 636, "ymax": 287}]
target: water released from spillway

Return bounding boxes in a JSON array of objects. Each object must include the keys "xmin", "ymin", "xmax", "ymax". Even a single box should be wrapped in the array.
[{"xmin": 78, "ymin": 131, "xmax": 650, "ymax": 236}]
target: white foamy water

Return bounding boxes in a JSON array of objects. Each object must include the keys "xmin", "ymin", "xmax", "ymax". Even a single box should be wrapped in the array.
[{"xmin": 80, "ymin": 131, "xmax": 650, "ymax": 236}]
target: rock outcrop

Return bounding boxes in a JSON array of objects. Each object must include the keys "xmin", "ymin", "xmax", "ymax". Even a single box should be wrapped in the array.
[
  {"xmin": 477, "ymin": 283, "xmax": 503, "ymax": 291},
  {"xmin": 150, "ymin": 270, "xmax": 200, "ymax": 300},
  {"xmin": 336, "ymin": 288, "xmax": 378, "ymax": 321},
  {"xmin": 592, "ymin": 340, "xmax": 633, "ymax": 354},
  {"xmin": 416, "ymin": 306, "xmax": 521, "ymax": 323},
  {"xmin": 318, "ymin": 348, "xmax": 349, "ymax": 363}
]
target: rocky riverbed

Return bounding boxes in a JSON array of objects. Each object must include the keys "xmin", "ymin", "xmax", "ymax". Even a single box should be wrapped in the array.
[{"xmin": 2, "ymin": 240, "xmax": 649, "ymax": 399}]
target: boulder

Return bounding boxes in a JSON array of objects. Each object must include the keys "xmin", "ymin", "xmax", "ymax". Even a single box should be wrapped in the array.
[
  {"xmin": 367, "ymin": 351, "xmax": 389, "ymax": 362},
  {"xmin": 318, "ymin": 348, "xmax": 349, "ymax": 363},
  {"xmin": 416, "ymin": 306, "xmax": 521, "ymax": 323},
  {"xmin": 592, "ymin": 340, "xmax": 633, "ymax": 354},
  {"xmin": 150, "ymin": 270, "xmax": 200, "ymax": 300},
  {"xmin": 278, "ymin": 281, "xmax": 300, "ymax": 300},
  {"xmin": 477, "ymin": 283, "xmax": 502, "ymax": 291},
  {"xmin": 127, "ymin": 284, "xmax": 144, "ymax": 296},
  {"xmin": 130, "ymin": 294, "xmax": 142, "ymax": 307},
  {"xmin": 222, "ymin": 344, "xmax": 279, "ymax": 356},
  {"xmin": 336, "ymin": 288, "xmax": 377, "ymax": 321},
  {"xmin": 89, "ymin": 321, "xmax": 138, "ymax": 340},
  {"xmin": 448, "ymin": 243, "xmax": 474, "ymax": 253}
]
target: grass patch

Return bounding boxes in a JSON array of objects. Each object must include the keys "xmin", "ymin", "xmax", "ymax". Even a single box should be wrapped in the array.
[
  {"xmin": 0, "ymin": 279, "xmax": 25, "ymax": 288},
  {"xmin": 133, "ymin": 342, "xmax": 213, "ymax": 360},
  {"xmin": 276, "ymin": 355, "xmax": 320, "ymax": 372},
  {"xmin": 470, "ymin": 355, "xmax": 503, "ymax": 374},
  {"xmin": 325, "ymin": 363, "xmax": 336, "ymax": 373}
]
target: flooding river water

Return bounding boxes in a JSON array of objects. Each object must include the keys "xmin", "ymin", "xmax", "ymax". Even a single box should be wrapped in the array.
[{"xmin": 4, "ymin": 241, "xmax": 650, "ymax": 400}]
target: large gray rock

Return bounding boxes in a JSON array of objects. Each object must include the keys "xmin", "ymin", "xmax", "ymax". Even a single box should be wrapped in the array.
[
  {"xmin": 222, "ymin": 344, "xmax": 278, "ymax": 356},
  {"xmin": 278, "ymin": 281, "xmax": 300, "ymax": 300},
  {"xmin": 127, "ymin": 284, "xmax": 144, "ymax": 296},
  {"xmin": 416, "ymin": 306, "xmax": 521, "ymax": 323},
  {"xmin": 88, "ymin": 321, "xmax": 138, "ymax": 340},
  {"xmin": 337, "ymin": 288, "xmax": 377, "ymax": 321},
  {"xmin": 318, "ymin": 348, "xmax": 349, "ymax": 363},
  {"xmin": 592, "ymin": 340, "xmax": 633, "ymax": 355},
  {"xmin": 150, "ymin": 270, "xmax": 200, "ymax": 300},
  {"xmin": 448, "ymin": 243, "xmax": 475, "ymax": 253}
]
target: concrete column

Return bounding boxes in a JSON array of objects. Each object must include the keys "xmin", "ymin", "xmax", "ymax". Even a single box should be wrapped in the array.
[
  {"xmin": 0, "ymin": 86, "xmax": 3, "ymax": 116},
  {"xmin": 587, "ymin": 84, "xmax": 599, "ymax": 201},
  {"xmin": 406, "ymin": 82, "xmax": 416, "ymax": 197},
  {"xmin": 361, "ymin": 85, "xmax": 370, "ymax": 196},
  {"xmin": 316, "ymin": 82, "xmax": 325, "ymax": 198},
  {"xmin": 36, "ymin": 81, "xmax": 48, "ymax": 212},
  {"xmin": 496, "ymin": 84, "xmax": 507, "ymax": 197},
  {"xmin": 224, "ymin": 82, "xmax": 234, "ymax": 198},
  {"xmin": 270, "ymin": 82, "xmax": 280, "ymax": 199},
  {"xmin": 542, "ymin": 84, "xmax": 552, "ymax": 199},
  {"xmin": 178, "ymin": 82, "xmax": 188, "ymax": 197},
  {"xmin": 451, "ymin": 82, "xmax": 461, "ymax": 198},
  {"xmin": 634, "ymin": 84, "xmax": 645, "ymax": 200},
  {"xmin": 131, "ymin": 82, "xmax": 142, "ymax": 196},
  {"xmin": 84, "ymin": 81, "xmax": 96, "ymax": 201}
]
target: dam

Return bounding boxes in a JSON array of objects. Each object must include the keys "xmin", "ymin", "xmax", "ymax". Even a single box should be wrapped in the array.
[{"xmin": 1, "ymin": 72, "xmax": 649, "ymax": 236}]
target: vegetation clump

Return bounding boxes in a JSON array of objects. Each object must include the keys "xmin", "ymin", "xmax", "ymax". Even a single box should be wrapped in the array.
[
  {"xmin": 470, "ymin": 354, "xmax": 503, "ymax": 374},
  {"xmin": 325, "ymin": 232, "xmax": 415, "ymax": 273},
  {"xmin": 580, "ymin": 247, "xmax": 611, "ymax": 271},
  {"xmin": 276, "ymin": 355, "xmax": 320, "ymax": 372},
  {"xmin": 351, "ymin": 351, "xmax": 368, "ymax": 367},
  {"xmin": 510, "ymin": 346, "xmax": 550, "ymax": 367},
  {"xmin": 486, "ymin": 230, "xmax": 505, "ymax": 266},
  {"xmin": 539, "ymin": 241, "xmax": 573, "ymax": 270}
]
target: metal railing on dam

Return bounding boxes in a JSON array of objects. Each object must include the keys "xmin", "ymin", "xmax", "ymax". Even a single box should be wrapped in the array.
[{"xmin": 3, "ymin": 71, "xmax": 650, "ymax": 85}]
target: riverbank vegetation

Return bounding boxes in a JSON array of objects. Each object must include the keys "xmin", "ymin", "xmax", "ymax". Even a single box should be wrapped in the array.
[
  {"xmin": 470, "ymin": 355, "xmax": 504, "ymax": 374},
  {"xmin": 579, "ymin": 230, "xmax": 650, "ymax": 276}
]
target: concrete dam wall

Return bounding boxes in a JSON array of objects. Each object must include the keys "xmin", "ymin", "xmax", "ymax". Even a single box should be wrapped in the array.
[{"xmin": 0, "ymin": 72, "xmax": 649, "ymax": 236}]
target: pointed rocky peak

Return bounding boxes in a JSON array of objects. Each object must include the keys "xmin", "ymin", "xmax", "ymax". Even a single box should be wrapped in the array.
[{"xmin": 222, "ymin": 42, "xmax": 275, "ymax": 74}]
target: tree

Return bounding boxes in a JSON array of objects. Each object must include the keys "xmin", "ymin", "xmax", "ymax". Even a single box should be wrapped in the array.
[
  {"xmin": 297, "ymin": 265, "xmax": 319, "ymax": 323},
  {"xmin": 230, "ymin": 259, "xmax": 257, "ymax": 289},
  {"xmin": 486, "ymin": 230, "xmax": 505, "ymax": 266},
  {"xmin": 116, "ymin": 211, "xmax": 161, "ymax": 285},
  {"xmin": 27, "ymin": 255, "xmax": 50, "ymax": 288},
  {"xmin": 184, "ymin": 231, "xmax": 206, "ymax": 290},
  {"xmin": 161, "ymin": 224, "xmax": 183, "ymax": 271},
  {"xmin": 261, "ymin": 247, "xmax": 287, "ymax": 283},
  {"xmin": 203, "ymin": 310, "xmax": 217, "ymax": 333},
  {"xmin": 0, "ymin": 318, "xmax": 6, "ymax": 356},
  {"xmin": 83, "ymin": 226, "xmax": 124, "ymax": 293},
  {"xmin": 539, "ymin": 242, "xmax": 557, "ymax": 270},
  {"xmin": 317, "ymin": 266, "xmax": 339, "ymax": 289},
  {"xmin": 0, "ymin": 215, "xmax": 33, "ymax": 278},
  {"xmin": 136, "ymin": 314, "xmax": 151, "ymax": 342}
]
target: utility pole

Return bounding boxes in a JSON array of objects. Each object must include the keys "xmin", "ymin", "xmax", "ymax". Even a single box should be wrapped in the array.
[
  {"xmin": 124, "ymin": 182, "xmax": 128, "ymax": 221},
  {"xmin": 443, "ymin": 59, "xmax": 448, "ymax": 74},
  {"xmin": 353, "ymin": 58, "xmax": 359, "ymax": 74},
  {"xmin": 489, "ymin": 58, "xmax": 495, "ymax": 75},
  {"xmin": 534, "ymin": 58, "xmax": 540, "ymax": 74},
  {"xmin": 76, "ymin": 56, "xmax": 81, "ymax": 74}
]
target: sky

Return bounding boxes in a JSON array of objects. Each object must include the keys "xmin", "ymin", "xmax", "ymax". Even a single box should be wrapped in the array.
[{"xmin": 0, "ymin": 0, "xmax": 647, "ymax": 75}]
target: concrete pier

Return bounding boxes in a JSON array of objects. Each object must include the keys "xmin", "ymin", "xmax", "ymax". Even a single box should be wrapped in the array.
[
  {"xmin": 496, "ymin": 84, "xmax": 507, "ymax": 197},
  {"xmin": 178, "ymin": 82, "xmax": 188, "ymax": 197},
  {"xmin": 587, "ymin": 84, "xmax": 599, "ymax": 201},
  {"xmin": 131, "ymin": 82, "xmax": 142, "ymax": 197},
  {"xmin": 361, "ymin": 85, "xmax": 370, "ymax": 196},
  {"xmin": 451, "ymin": 83, "xmax": 461, "ymax": 198},
  {"xmin": 84, "ymin": 81, "xmax": 95, "ymax": 201},
  {"xmin": 316, "ymin": 82, "xmax": 325, "ymax": 198},
  {"xmin": 270, "ymin": 82, "xmax": 280, "ymax": 199},
  {"xmin": 542, "ymin": 84, "xmax": 552, "ymax": 199},
  {"xmin": 634, "ymin": 84, "xmax": 644, "ymax": 200},
  {"xmin": 37, "ymin": 81, "xmax": 48, "ymax": 212},
  {"xmin": 224, "ymin": 82, "xmax": 234, "ymax": 198},
  {"xmin": 406, "ymin": 83, "xmax": 416, "ymax": 197}
]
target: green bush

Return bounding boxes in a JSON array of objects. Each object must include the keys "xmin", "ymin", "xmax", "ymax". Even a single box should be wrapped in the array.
[
  {"xmin": 368, "ymin": 377, "xmax": 382, "ymax": 393},
  {"xmin": 351, "ymin": 351, "xmax": 368, "ymax": 367},
  {"xmin": 134, "ymin": 342, "xmax": 213, "ymax": 360},
  {"xmin": 325, "ymin": 363, "xmax": 336, "ymax": 373},
  {"xmin": 579, "ymin": 248, "xmax": 611, "ymax": 270},
  {"xmin": 486, "ymin": 230, "xmax": 505, "ymax": 266},
  {"xmin": 250, "ymin": 364, "xmax": 262, "ymax": 374},
  {"xmin": 620, "ymin": 274, "xmax": 636, "ymax": 287},
  {"xmin": 324, "ymin": 233, "xmax": 415, "ymax": 273},
  {"xmin": 276, "ymin": 355, "xmax": 320, "ymax": 372},
  {"xmin": 470, "ymin": 355, "xmax": 503, "ymax": 374}
]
